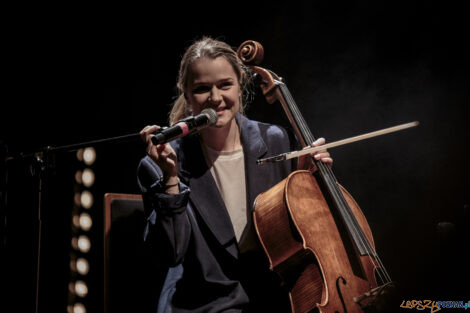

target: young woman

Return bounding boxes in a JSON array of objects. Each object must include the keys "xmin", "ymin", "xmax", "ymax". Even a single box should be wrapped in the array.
[{"xmin": 138, "ymin": 37, "xmax": 332, "ymax": 313}]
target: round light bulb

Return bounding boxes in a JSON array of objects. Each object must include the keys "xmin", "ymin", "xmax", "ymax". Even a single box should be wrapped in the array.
[
  {"xmin": 81, "ymin": 169, "xmax": 95, "ymax": 187},
  {"xmin": 73, "ymin": 303, "xmax": 86, "ymax": 313},
  {"xmin": 80, "ymin": 191, "xmax": 93, "ymax": 209},
  {"xmin": 76, "ymin": 258, "xmax": 89, "ymax": 275},
  {"xmin": 83, "ymin": 147, "xmax": 96, "ymax": 165},
  {"xmin": 79, "ymin": 213, "xmax": 92, "ymax": 231},
  {"xmin": 75, "ymin": 280, "xmax": 88, "ymax": 297},
  {"xmin": 77, "ymin": 235, "xmax": 91, "ymax": 253}
]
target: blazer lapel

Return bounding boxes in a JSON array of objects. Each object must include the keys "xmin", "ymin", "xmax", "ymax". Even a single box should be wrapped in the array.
[
  {"xmin": 238, "ymin": 114, "xmax": 269, "ymax": 212},
  {"xmin": 177, "ymin": 115, "xmax": 272, "ymax": 259},
  {"xmin": 179, "ymin": 134, "xmax": 238, "ymax": 259}
]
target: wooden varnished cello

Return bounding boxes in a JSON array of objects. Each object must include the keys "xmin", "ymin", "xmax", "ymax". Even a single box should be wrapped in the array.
[{"xmin": 236, "ymin": 41, "xmax": 395, "ymax": 313}]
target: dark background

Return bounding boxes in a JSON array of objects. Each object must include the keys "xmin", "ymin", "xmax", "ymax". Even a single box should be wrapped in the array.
[{"xmin": 2, "ymin": 1, "xmax": 469, "ymax": 312}]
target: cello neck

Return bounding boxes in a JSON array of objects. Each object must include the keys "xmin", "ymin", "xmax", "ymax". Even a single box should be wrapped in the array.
[
  {"xmin": 275, "ymin": 80, "xmax": 335, "ymax": 179},
  {"xmin": 275, "ymin": 79, "xmax": 379, "ymax": 258},
  {"xmin": 275, "ymin": 80, "xmax": 316, "ymax": 147}
]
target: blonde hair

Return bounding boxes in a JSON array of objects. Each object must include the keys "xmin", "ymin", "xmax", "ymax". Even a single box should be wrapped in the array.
[{"xmin": 169, "ymin": 37, "xmax": 252, "ymax": 125}]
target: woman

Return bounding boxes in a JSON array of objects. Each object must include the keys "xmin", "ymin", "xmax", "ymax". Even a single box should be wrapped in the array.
[{"xmin": 138, "ymin": 37, "xmax": 332, "ymax": 313}]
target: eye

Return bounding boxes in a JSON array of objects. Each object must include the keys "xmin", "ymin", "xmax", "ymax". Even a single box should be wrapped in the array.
[
  {"xmin": 192, "ymin": 86, "xmax": 210, "ymax": 94},
  {"xmin": 218, "ymin": 81, "xmax": 233, "ymax": 90}
]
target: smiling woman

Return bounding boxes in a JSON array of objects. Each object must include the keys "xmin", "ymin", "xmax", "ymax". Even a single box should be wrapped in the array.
[
  {"xmin": 186, "ymin": 56, "xmax": 242, "ymax": 151},
  {"xmin": 170, "ymin": 38, "xmax": 251, "ymax": 124},
  {"xmin": 137, "ymin": 37, "xmax": 332, "ymax": 313}
]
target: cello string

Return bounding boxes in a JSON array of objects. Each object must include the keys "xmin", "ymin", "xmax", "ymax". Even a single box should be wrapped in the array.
[
  {"xmin": 278, "ymin": 82, "xmax": 393, "ymax": 284},
  {"xmin": 278, "ymin": 84, "xmax": 370, "ymax": 253}
]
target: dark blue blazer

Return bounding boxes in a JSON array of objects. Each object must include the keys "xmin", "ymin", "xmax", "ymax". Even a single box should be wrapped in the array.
[{"xmin": 137, "ymin": 114, "xmax": 294, "ymax": 313}]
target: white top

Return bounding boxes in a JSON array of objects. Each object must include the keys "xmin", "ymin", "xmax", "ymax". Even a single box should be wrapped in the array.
[{"xmin": 203, "ymin": 144, "xmax": 259, "ymax": 253}]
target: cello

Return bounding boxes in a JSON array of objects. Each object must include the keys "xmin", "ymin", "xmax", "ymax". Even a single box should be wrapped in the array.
[{"xmin": 236, "ymin": 41, "xmax": 395, "ymax": 313}]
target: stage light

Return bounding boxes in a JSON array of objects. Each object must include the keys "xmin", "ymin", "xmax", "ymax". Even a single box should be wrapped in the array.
[
  {"xmin": 69, "ymin": 146, "xmax": 96, "ymax": 312},
  {"xmin": 75, "ymin": 280, "xmax": 88, "ymax": 297},
  {"xmin": 73, "ymin": 302, "xmax": 86, "ymax": 313},
  {"xmin": 80, "ymin": 191, "xmax": 93, "ymax": 209},
  {"xmin": 77, "ymin": 235, "xmax": 91, "ymax": 253},
  {"xmin": 83, "ymin": 147, "xmax": 96, "ymax": 165},
  {"xmin": 81, "ymin": 169, "xmax": 95, "ymax": 187},
  {"xmin": 76, "ymin": 258, "xmax": 89, "ymax": 275},
  {"xmin": 79, "ymin": 213, "xmax": 92, "ymax": 231}
]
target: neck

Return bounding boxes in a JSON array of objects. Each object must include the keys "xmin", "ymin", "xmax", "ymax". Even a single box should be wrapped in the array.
[{"xmin": 201, "ymin": 118, "xmax": 241, "ymax": 152}]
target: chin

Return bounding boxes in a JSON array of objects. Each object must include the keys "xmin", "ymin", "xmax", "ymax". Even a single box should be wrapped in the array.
[
  {"xmin": 213, "ymin": 121, "xmax": 229, "ymax": 128},
  {"xmin": 213, "ymin": 111, "xmax": 234, "ymax": 125}
]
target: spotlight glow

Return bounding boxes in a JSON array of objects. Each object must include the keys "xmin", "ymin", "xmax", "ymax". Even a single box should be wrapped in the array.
[
  {"xmin": 73, "ymin": 303, "xmax": 86, "ymax": 313},
  {"xmin": 81, "ymin": 169, "xmax": 95, "ymax": 187},
  {"xmin": 75, "ymin": 280, "xmax": 88, "ymax": 297},
  {"xmin": 79, "ymin": 213, "xmax": 92, "ymax": 231},
  {"xmin": 76, "ymin": 258, "xmax": 89, "ymax": 275},
  {"xmin": 83, "ymin": 147, "xmax": 96, "ymax": 165},
  {"xmin": 77, "ymin": 235, "xmax": 91, "ymax": 253},
  {"xmin": 80, "ymin": 191, "xmax": 93, "ymax": 209}
]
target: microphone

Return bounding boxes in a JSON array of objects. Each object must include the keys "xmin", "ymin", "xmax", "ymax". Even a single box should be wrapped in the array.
[{"xmin": 151, "ymin": 108, "xmax": 218, "ymax": 145}]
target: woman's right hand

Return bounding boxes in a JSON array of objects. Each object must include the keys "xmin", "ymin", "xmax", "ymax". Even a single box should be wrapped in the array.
[{"xmin": 140, "ymin": 125, "xmax": 179, "ymax": 193}]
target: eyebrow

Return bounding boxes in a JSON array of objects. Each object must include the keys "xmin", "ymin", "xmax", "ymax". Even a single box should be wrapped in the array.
[{"xmin": 192, "ymin": 77, "xmax": 235, "ymax": 86}]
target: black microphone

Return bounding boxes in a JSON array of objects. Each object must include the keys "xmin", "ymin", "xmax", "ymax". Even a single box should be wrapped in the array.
[{"xmin": 151, "ymin": 109, "xmax": 218, "ymax": 145}]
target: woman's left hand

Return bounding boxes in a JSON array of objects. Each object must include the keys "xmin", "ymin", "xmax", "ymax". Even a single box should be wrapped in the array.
[{"xmin": 297, "ymin": 137, "xmax": 333, "ymax": 171}]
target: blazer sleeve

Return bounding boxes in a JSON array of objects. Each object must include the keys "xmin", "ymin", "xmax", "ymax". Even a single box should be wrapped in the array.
[{"xmin": 137, "ymin": 156, "xmax": 191, "ymax": 266}]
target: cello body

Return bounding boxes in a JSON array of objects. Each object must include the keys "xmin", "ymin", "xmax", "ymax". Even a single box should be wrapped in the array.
[{"xmin": 254, "ymin": 171, "xmax": 378, "ymax": 313}]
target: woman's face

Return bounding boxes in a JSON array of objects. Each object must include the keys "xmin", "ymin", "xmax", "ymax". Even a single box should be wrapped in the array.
[{"xmin": 186, "ymin": 56, "xmax": 241, "ymax": 129}]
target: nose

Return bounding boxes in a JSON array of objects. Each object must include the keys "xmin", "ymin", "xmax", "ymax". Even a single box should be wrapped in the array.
[{"xmin": 208, "ymin": 86, "xmax": 222, "ymax": 104}]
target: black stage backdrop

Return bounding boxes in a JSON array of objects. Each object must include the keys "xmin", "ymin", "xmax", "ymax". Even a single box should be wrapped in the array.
[{"xmin": 2, "ymin": 1, "xmax": 469, "ymax": 313}]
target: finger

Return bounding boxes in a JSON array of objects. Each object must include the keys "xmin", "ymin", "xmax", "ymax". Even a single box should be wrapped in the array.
[
  {"xmin": 140, "ymin": 127, "xmax": 149, "ymax": 141},
  {"xmin": 320, "ymin": 157, "xmax": 333, "ymax": 166},
  {"xmin": 140, "ymin": 125, "xmax": 161, "ymax": 141},
  {"xmin": 313, "ymin": 152, "xmax": 333, "ymax": 163},
  {"xmin": 158, "ymin": 145, "xmax": 174, "ymax": 159},
  {"xmin": 313, "ymin": 152, "xmax": 330, "ymax": 160},
  {"xmin": 140, "ymin": 125, "xmax": 150, "ymax": 134},
  {"xmin": 312, "ymin": 137, "xmax": 326, "ymax": 146},
  {"xmin": 140, "ymin": 126, "xmax": 151, "ymax": 141},
  {"xmin": 146, "ymin": 142, "xmax": 156, "ymax": 156},
  {"xmin": 140, "ymin": 125, "xmax": 158, "ymax": 135},
  {"xmin": 156, "ymin": 144, "xmax": 166, "ymax": 152}
]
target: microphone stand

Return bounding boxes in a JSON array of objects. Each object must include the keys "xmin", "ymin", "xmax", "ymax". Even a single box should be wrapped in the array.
[{"xmin": 6, "ymin": 131, "xmax": 142, "ymax": 313}]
